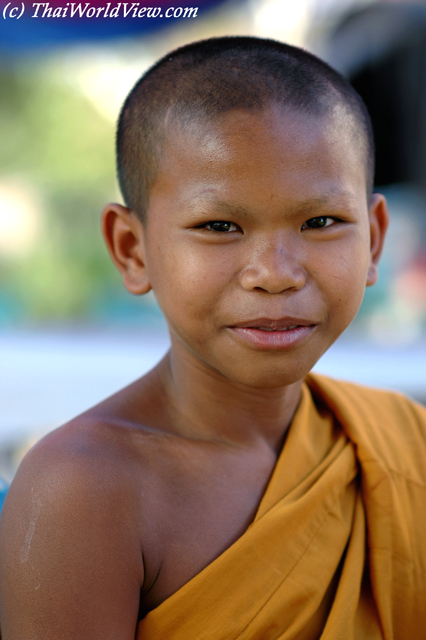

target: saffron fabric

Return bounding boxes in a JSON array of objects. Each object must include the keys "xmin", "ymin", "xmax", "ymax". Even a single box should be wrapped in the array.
[{"xmin": 137, "ymin": 373, "xmax": 426, "ymax": 640}]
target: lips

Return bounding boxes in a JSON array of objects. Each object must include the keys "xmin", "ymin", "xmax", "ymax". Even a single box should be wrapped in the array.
[
  {"xmin": 249, "ymin": 325, "xmax": 298, "ymax": 331},
  {"xmin": 231, "ymin": 317, "xmax": 315, "ymax": 330},
  {"xmin": 228, "ymin": 317, "xmax": 317, "ymax": 349}
]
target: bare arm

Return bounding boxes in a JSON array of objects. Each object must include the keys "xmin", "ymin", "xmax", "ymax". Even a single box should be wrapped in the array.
[{"xmin": 0, "ymin": 429, "xmax": 145, "ymax": 639}]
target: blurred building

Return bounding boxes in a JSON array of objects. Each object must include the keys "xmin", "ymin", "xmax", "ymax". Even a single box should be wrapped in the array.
[{"xmin": 328, "ymin": 2, "xmax": 426, "ymax": 191}]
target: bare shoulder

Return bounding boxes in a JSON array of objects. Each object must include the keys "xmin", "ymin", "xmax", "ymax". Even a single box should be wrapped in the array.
[
  {"xmin": 0, "ymin": 390, "xmax": 159, "ymax": 639},
  {"xmin": 3, "ymin": 398, "xmax": 149, "ymax": 530},
  {"xmin": 2, "ymin": 359, "xmax": 176, "ymax": 544}
]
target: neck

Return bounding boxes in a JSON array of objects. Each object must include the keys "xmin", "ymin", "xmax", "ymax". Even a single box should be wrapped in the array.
[{"xmin": 157, "ymin": 340, "xmax": 303, "ymax": 454}]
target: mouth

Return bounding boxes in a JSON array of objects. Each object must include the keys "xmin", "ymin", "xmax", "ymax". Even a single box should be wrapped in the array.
[
  {"xmin": 250, "ymin": 324, "xmax": 299, "ymax": 331},
  {"xmin": 228, "ymin": 317, "xmax": 317, "ymax": 349}
]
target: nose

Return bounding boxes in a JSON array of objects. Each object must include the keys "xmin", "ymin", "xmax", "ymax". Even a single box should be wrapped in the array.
[{"xmin": 239, "ymin": 235, "xmax": 306, "ymax": 294}]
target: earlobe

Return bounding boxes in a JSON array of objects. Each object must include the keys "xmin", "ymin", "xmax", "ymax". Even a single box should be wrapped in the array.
[
  {"xmin": 101, "ymin": 203, "xmax": 152, "ymax": 295},
  {"xmin": 366, "ymin": 193, "xmax": 389, "ymax": 287}
]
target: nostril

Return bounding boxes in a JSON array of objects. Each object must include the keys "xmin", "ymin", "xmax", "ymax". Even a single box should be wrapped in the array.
[{"xmin": 240, "ymin": 263, "xmax": 306, "ymax": 294}]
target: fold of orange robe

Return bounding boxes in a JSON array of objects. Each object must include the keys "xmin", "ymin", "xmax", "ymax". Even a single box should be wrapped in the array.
[{"xmin": 136, "ymin": 373, "xmax": 426, "ymax": 640}]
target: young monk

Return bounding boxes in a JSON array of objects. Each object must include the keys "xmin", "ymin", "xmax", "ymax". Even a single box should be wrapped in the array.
[{"xmin": 1, "ymin": 36, "xmax": 425, "ymax": 640}]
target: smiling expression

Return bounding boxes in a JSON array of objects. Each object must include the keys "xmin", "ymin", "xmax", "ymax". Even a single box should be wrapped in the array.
[{"xmin": 137, "ymin": 105, "xmax": 385, "ymax": 388}]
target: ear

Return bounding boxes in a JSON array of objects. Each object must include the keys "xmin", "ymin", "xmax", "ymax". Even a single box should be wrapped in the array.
[
  {"xmin": 366, "ymin": 193, "xmax": 389, "ymax": 287},
  {"xmin": 101, "ymin": 203, "xmax": 151, "ymax": 295}
]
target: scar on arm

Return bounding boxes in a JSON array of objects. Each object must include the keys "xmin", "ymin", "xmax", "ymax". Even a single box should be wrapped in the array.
[{"xmin": 20, "ymin": 493, "xmax": 43, "ymax": 564}]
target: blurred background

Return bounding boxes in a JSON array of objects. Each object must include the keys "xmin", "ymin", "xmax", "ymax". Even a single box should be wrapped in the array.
[{"xmin": 1, "ymin": 0, "xmax": 426, "ymax": 481}]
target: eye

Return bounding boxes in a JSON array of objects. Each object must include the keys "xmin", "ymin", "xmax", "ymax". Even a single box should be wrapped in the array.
[
  {"xmin": 302, "ymin": 216, "xmax": 336, "ymax": 230},
  {"xmin": 204, "ymin": 221, "xmax": 238, "ymax": 232}
]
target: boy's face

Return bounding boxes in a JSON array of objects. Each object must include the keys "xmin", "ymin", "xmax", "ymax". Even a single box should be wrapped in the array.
[{"xmin": 112, "ymin": 105, "xmax": 388, "ymax": 388}]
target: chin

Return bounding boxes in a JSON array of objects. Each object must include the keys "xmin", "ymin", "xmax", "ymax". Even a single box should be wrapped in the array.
[{"xmin": 224, "ymin": 360, "xmax": 314, "ymax": 390}]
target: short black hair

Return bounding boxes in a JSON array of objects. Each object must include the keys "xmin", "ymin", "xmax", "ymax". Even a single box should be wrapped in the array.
[{"xmin": 117, "ymin": 36, "xmax": 375, "ymax": 221}]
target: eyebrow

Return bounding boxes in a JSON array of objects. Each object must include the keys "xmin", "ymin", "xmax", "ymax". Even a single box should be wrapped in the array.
[
  {"xmin": 185, "ymin": 194, "xmax": 252, "ymax": 218},
  {"xmin": 293, "ymin": 191, "xmax": 359, "ymax": 215},
  {"xmin": 185, "ymin": 188, "xmax": 359, "ymax": 219}
]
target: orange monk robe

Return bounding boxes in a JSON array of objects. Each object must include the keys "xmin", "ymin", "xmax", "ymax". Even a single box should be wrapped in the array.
[{"xmin": 137, "ymin": 373, "xmax": 426, "ymax": 640}]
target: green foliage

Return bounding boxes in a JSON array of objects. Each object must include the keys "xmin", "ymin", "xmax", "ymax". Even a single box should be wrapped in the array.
[{"xmin": 0, "ymin": 56, "xmax": 142, "ymax": 324}]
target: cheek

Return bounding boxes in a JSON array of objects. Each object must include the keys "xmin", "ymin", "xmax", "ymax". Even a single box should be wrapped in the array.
[
  {"xmin": 147, "ymin": 239, "xmax": 234, "ymax": 322},
  {"xmin": 318, "ymin": 239, "xmax": 370, "ymax": 320}
]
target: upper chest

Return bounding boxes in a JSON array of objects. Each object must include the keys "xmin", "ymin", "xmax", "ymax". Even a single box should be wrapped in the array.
[{"xmin": 135, "ymin": 437, "xmax": 278, "ymax": 616}]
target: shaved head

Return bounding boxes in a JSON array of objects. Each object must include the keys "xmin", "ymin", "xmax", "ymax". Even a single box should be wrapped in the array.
[{"xmin": 117, "ymin": 36, "xmax": 375, "ymax": 221}]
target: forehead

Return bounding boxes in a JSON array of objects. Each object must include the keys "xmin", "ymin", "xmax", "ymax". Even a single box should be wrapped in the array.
[{"xmin": 150, "ymin": 105, "xmax": 368, "ymax": 214}]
